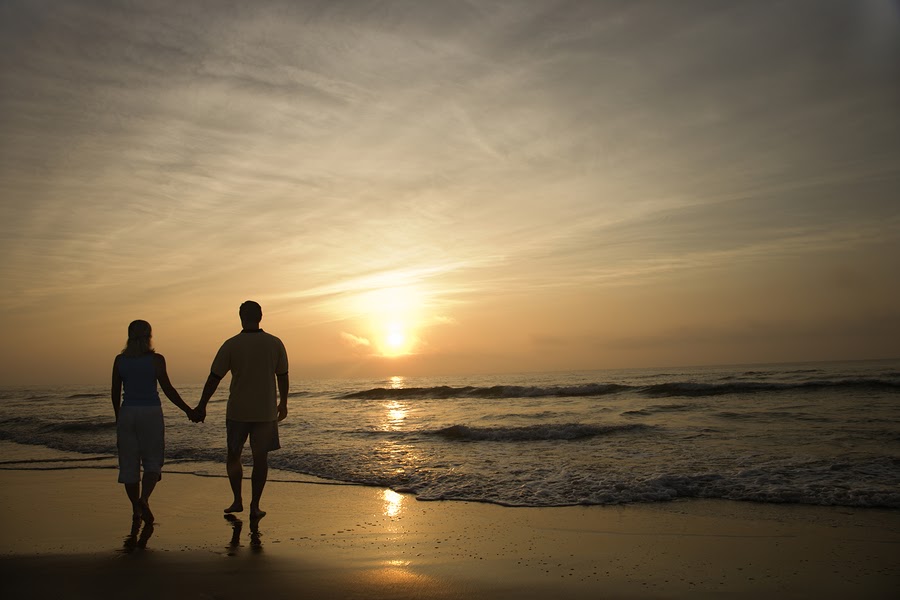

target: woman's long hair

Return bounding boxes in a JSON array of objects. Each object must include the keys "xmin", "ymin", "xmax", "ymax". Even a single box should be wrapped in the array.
[{"xmin": 122, "ymin": 320, "xmax": 155, "ymax": 357}]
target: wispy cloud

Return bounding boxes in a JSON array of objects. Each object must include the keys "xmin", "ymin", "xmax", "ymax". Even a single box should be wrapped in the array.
[
  {"xmin": 341, "ymin": 332, "xmax": 370, "ymax": 348},
  {"xmin": 0, "ymin": 1, "xmax": 898, "ymax": 381}
]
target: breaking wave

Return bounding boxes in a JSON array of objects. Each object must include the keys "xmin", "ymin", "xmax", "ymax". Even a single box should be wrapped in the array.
[
  {"xmin": 430, "ymin": 422, "xmax": 652, "ymax": 442},
  {"xmin": 340, "ymin": 378, "xmax": 900, "ymax": 400}
]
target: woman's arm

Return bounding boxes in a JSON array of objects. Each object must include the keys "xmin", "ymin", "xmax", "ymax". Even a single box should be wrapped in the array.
[
  {"xmin": 153, "ymin": 354, "xmax": 193, "ymax": 419},
  {"xmin": 111, "ymin": 355, "xmax": 122, "ymax": 421}
]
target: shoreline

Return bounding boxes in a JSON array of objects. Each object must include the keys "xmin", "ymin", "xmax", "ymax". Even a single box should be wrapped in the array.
[{"xmin": 1, "ymin": 468, "xmax": 899, "ymax": 598}]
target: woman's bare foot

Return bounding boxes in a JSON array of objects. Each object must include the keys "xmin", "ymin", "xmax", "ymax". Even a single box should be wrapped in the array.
[
  {"xmin": 249, "ymin": 505, "xmax": 266, "ymax": 520},
  {"xmin": 139, "ymin": 500, "xmax": 154, "ymax": 524},
  {"xmin": 224, "ymin": 501, "xmax": 244, "ymax": 514},
  {"xmin": 250, "ymin": 510, "xmax": 266, "ymax": 521}
]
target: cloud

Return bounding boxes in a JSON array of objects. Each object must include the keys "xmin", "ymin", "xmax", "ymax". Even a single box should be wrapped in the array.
[
  {"xmin": 432, "ymin": 315, "xmax": 458, "ymax": 326},
  {"xmin": 0, "ymin": 1, "xmax": 898, "ymax": 382},
  {"xmin": 341, "ymin": 332, "xmax": 371, "ymax": 348}
]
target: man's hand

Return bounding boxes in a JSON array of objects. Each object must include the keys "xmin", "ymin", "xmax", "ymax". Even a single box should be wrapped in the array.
[{"xmin": 277, "ymin": 403, "xmax": 288, "ymax": 422}]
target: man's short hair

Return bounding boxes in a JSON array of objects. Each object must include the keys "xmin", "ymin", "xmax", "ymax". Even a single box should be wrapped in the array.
[{"xmin": 239, "ymin": 300, "xmax": 263, "ymax": 322}]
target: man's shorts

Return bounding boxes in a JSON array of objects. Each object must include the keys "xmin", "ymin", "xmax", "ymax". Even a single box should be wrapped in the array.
[
  {"xmin": 226, "ymin": 419, "xmax": 281, "ymax": 455},
  {"xmin": 117, "ymin": 405, "xmax": 165, "ymax": 484}
]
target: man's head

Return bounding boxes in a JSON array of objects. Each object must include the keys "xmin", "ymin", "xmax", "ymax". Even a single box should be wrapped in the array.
[{"xmin": 239, "ymin": 300, "xmax": 263, "ymax": 328}]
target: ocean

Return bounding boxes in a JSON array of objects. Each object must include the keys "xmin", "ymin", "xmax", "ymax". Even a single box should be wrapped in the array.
[{"xmin": 1, "ymin": 359, "xmax": 899, "ymax": 509}]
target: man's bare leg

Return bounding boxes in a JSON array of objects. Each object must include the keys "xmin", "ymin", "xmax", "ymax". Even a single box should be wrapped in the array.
[
  {"xmin": 249, "ymin": 448, "xmax": 268, "ymax": 520},
  {"xmin": 224, "ymin": 449, "xmax": 244, "ymax": 513},
  {"xmin": 139, "ymin": 471, "xmax": 159, "ymax": 523}
]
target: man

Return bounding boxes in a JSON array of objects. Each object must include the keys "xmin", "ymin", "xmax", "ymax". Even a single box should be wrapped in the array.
[{"xmin": 196, "ymin": 301, "xmax": 289, "ymax": 520}]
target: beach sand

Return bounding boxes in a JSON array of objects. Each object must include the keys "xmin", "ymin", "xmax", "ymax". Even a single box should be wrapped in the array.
[{"xmin": 1, "ymin": 467, "xmax": 898, "ymax": 599}]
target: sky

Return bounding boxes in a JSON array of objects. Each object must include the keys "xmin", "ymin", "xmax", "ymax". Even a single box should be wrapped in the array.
[{"xmin": 1, "ymin": 0, "xmax": 899, "ymax": 385}]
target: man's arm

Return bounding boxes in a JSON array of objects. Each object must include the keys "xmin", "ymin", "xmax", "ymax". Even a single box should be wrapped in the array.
[
  {"xmin": 276, "ymin": 372, "xmax": 289, "ymax": 421},
  {"xmin": 195, "ymin": 372, "xmax": 222, "ymax": 423},
  {"xmin": 111, "ymin": 356, "xmax": 122, "ymax": 422}
]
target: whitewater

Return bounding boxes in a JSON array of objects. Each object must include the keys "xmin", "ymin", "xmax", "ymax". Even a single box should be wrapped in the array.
[{"xmin": 1, "ymin": 359, "xmax": 898, "ymax": 508}]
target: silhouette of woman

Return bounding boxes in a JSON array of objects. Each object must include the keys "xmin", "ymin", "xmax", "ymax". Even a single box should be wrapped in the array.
[{"xmin": 111, "ymin": 320, "xmax": 194, "ymax": 523}]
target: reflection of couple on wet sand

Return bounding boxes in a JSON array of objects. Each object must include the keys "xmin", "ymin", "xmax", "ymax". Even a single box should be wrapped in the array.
[
  {"xmin": 122, "ymin": 518, "xmax": 154, "ymax": 553},
  {"xmin": 111, "ymin": 301, "xmax": 289, "ymax": 528},
  {"xmin": 225, "ymin": 513, "xmax": 263, "ymax": 553}
]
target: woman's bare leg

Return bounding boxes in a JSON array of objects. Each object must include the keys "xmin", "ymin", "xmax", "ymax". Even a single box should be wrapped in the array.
[
  {"xmin": 125, "ymin": 482, "xmax": 141, "ymax": 519},
  {"xmin": 139, "ymin": 471, "xmax": 160, "ymax": 523}
]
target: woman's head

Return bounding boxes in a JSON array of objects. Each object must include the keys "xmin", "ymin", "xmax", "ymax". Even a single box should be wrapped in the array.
[{"xmin": 122, "ymin": 320, "xmax": 154, "ymax": 356}]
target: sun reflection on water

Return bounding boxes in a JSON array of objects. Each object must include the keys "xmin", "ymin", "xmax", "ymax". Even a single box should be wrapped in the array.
[
  {"xmin": 383, "ymin": 489, "xmax": 404, "ymax": 518},
  {"xmin": 385, "ymin": 400, "xmax": 408, "ymax": 427}
]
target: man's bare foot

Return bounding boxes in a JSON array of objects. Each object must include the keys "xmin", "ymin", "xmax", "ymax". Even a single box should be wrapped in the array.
[
  {"xmin": 224, "ymin": 501, "xmax": 244, "ymax": 514},
  {"xmin": 249, "ymin": 508, "xmax": 266, "ymax": 521},
  {"xmin": 139, "ymin": 500, "xmax": 154, "ymax": 524}
]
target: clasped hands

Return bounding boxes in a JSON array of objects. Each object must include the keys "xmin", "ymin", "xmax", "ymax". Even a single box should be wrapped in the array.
[{"xmin": 185, "ymin": 406, "xmax": 206, "ymax": 423}]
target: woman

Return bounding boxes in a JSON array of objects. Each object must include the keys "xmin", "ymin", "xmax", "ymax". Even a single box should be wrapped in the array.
[{"xmin": 111, "ymin": 320, "xmax": 194, "ymax": 523}]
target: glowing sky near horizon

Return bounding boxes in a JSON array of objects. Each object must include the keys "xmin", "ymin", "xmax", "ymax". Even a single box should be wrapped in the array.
[{"xmin": 1, "ymin": 0, "xmax": 899, "ymax": 384}]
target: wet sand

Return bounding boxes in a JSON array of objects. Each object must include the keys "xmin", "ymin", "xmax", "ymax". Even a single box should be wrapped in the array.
[{"xmin": 1, "ymin": 468, "xmax": 898, "ymax": 598}]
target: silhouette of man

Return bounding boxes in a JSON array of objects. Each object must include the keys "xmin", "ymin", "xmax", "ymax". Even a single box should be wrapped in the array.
[{"xmin": 196, "ymin": 301, "xmax": 289, "ymax": 520}]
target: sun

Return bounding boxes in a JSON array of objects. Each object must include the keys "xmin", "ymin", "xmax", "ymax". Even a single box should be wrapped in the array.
[
  {"xmin": 381, "ymin": 321, "xmax": 413, "ymax": 357},
  {"xmin": 386, "ymin": 324, "xmax": 406, "ymax": 350},
  {"xmin": 342, "ymin": 277, "xmax": 427, "ymax": 358},
  {"xmin": 362, "ymin": 285, "xmax": 423, "ymax": 357}
]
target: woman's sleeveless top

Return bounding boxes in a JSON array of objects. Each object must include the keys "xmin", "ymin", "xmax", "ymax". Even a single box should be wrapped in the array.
[{"xmin": 118, "ymin": 354, "xmax": 161, "ymax": 407}]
